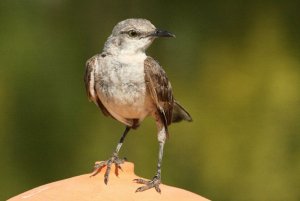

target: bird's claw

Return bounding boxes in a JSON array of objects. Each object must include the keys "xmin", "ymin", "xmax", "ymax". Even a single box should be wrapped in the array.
[
  {"xmin": 90, "ymin": 154, "xmax": 125, "ymax": 184},
  {"xmin": 133, "ymin": 176, "xmax": 161, "ymax": 193}
]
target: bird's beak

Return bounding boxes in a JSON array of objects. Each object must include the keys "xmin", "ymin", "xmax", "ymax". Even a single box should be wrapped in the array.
[{"xmin": 149, "ymin": 29, "xmax": 176, "ymax": 38}]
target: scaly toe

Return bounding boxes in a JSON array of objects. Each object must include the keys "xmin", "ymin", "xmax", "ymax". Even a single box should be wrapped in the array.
[
  {"xmin": 90, "ymin": 155, "xmax": 125, "ymax": 184},
  {"xmin": 133, "ymin": 178, "xmax": 148, "ymax": 184},
  {"xmin": 134, "ymin": 177, "xmax": 161, "ymax": 193},
  {"xmin": 90, "ymin": 161, "xmax": 106, "ymax": 177}
]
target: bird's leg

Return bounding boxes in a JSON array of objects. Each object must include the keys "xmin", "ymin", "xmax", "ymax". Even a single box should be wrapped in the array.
[
  {"xmin": 134, "ymin": 125, "xmax": 167, "ymax": 193},
  {"xmin": 91, "ymin": 126, "xmax": 131, "ymax": 184}
]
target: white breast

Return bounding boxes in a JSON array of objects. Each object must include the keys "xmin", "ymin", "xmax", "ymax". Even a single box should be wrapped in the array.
[{"xmin": 95, "ymin": 52, "xmax": 151, "ymax": 121}]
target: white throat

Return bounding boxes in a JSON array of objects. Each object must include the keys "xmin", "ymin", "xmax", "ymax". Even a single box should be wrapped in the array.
[{"xmin": 117, "ymin": 51, "xmax": 147, "ymax": 64}]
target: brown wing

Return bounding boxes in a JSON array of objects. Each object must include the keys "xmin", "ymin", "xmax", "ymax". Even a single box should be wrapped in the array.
[
  {"xmin": 144, "ymin": 56, "xmax": 174, "ymax": 126},
  {"xmin": 84, "ymin": 55, "xmax": 111, "ymax": 117}
]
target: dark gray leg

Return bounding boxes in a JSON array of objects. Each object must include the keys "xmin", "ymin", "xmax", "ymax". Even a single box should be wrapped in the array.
[
  {"xmin": 134, "ymin": 126, "xmax": 167, "ymax": 193},
  {"xmin": 91, "ymin": 126, "xmax": 131, "ymax": 184},
  {"xmin": 114, "ymin": 126, "xmax": 131, "ymax": 155}
]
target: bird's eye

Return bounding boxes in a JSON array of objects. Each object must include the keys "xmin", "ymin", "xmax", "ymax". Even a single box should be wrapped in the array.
[{"xmin": 128, "ymin": 30, "xmax": 139, "ymax": 37}]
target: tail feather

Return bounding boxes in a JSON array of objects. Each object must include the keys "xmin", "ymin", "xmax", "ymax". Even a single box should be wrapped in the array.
[{"xmin": 172, "ymin": 100, "xmax": 192, "ymax": 123}]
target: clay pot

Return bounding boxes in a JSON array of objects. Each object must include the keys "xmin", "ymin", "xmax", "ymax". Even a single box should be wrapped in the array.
[{"xmin": 8, "ymin": 162, "xmax": 209, "ymax": 201}]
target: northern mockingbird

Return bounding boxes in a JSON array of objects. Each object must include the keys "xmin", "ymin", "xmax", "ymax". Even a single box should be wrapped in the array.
[{"xmin": 84, "ymin": 18, "xmax": 192, "ymax": 193}]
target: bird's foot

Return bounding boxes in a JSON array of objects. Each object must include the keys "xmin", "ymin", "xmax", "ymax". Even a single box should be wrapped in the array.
[
  {"xmin": 133, "ymin": 175, "xmax": 161, "ymax": 193},
  {"xmin": 90, "ymin": 153, "xmax": 125, "ymax": 184}
]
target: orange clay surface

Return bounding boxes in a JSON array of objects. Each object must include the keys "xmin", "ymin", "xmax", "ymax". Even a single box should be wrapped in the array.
[{"xmin": 8, "ymin": 162, "xmax": 210, "ymax": 201}]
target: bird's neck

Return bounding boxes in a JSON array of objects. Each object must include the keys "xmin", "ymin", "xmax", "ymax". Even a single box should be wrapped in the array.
[
  {"xmin": 106, "ymin": 45, "xmax": 146, "ymax": 57},
  {"xmin": 116, "ymin": 51, "xmax": 147, "ymax": 65},
  {"xmin": 103, "ymin": 36, "xmax": 147, "ymax": 57}
]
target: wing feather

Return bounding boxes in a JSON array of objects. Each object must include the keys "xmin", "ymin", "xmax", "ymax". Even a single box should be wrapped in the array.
[
  {"xmin": 84, "ymin": 55, "xmax": 111, "ymax": 117},
  {"xmin": 144, "ymin": 57, "xmax": 174, "ymax": 126}
]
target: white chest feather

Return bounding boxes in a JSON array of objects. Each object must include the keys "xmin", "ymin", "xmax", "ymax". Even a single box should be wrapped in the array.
[{"xmin": 95, "ymin": 53, "xmax": 150, "ymax": 120}]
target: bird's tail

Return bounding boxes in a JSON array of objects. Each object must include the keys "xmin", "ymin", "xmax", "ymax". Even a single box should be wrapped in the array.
[{"xmin": 171, "ymin": 100, "xmax": 192, "ymax": 123}]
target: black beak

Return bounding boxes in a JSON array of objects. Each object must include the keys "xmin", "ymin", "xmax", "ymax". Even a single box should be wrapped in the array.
[{"xmin": 150, "ymin": 29, "xmax": 176, "ymax": 38}]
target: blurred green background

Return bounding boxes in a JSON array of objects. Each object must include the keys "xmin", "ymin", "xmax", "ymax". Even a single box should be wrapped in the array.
[{"xmin": 1, "ymin": 0, "xmax": 300, "ymax": 200}]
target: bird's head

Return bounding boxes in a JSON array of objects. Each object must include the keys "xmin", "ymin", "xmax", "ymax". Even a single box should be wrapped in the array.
[{"xmin": 103, "ymin": 18, "xmax": 175, "ymax": 55}]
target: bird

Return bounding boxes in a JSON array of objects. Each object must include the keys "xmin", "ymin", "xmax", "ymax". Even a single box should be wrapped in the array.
[{"xmin": 84, "ymin": 18, "xmax": 192, "ymax": 193}]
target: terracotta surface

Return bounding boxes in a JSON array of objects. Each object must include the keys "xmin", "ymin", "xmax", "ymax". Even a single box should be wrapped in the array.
[{"xmin": 8, "ymin": 162, "xmax": 210, "ymax": 201}]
